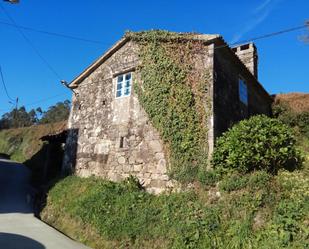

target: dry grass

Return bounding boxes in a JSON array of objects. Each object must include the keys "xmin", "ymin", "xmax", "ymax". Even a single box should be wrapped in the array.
[
  {"xmin": 0, "ymin": 121, "xmax": 67, "ymax": 162},
  {"xmin": 274, "ymin": 92, "xmax": 309, "ymax": 113}
]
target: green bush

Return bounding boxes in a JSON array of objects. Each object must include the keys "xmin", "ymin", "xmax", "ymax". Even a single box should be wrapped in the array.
[
  {"xmin": 219, "ymin": 174, "xmax": 249, "ymax": 192},
  {"xmin": 273, "ymin": 102, "xmax": 309, "ymax": 138},
  {"xmin": 212, "ymin": 115, "xmax": 303, "ymax": 174}
]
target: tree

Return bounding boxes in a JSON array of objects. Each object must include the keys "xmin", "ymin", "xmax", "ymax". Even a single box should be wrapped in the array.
[
  {"xmin": 0, "ymin": 100, "xmax": 71, "ymax": 129},
  {"xmin": 39, "ymin": 100, "xmax": 71, "ymax": 124},
  {"xmin": 0, "ymin": 106, "xmax": 34, "ymax": 129}
]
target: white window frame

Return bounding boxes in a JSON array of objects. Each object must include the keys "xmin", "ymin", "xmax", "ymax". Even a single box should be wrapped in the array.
[
  {"xmin": 239, "ymin": 77, "xmax": 248, "ymax": 105},
  {"xmin": 115, "ymin": 72, "xmax": 132, "ymax": 99}
]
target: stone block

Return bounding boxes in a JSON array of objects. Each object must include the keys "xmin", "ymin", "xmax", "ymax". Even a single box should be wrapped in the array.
[
  {"xmin": 155, "ymin": 152, "xmax": 165, "ymax": 160},
  {"xmin": 149, "ymin": 140, "xmax": 163, "ymax": 153},
  {"xmin": 157, "ymin": 159, "xmax": 167, "ymax": 174},
  {"xmin": 133, "ymin": 164, "xmax": 142, "ymax": 172},
  {"xmin": 128, "ymin": 156, "xmax": 135, "ymax": 164},
  {"xmin": 117, "ymin": 156, "xmax": 126, "ymax": 164},
  {"xmin": 122, "ymin": 164, "xmax": 131, "ymax": 172}
]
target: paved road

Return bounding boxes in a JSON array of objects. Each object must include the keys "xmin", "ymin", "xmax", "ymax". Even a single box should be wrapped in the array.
[{"xmin": 0, "ymin": 159, "xmax": 91, "ymax": 249}]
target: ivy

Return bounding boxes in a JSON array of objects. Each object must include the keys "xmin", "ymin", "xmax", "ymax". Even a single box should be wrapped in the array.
[{"xmin": 129, "ymin": 30, "xmax": 210, "ymax": 182}]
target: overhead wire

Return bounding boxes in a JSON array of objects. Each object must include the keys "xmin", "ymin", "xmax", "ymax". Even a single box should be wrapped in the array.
[
  {"xmin": 0, "ymin": 20, "xmax": 106, "ymax": 45},
  {"xmin": 0, "ymin": 3, "xmax": 62, "ymax": 80},
  {"xmin": 216, "ymin": 23, "xmax": 308, "ymax": 50},
  {"xmin": 0, "ymin": 65, "xmax": 15, "ymax": 102},
  {"xmin": 0, "ymin": 16, "xmax": 308, "ymax": 114}
]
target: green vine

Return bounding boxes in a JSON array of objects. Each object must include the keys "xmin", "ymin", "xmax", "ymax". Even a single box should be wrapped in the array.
[{"xmin": 128, "ymin": 30, "xmax": 210, "ymax": 182}]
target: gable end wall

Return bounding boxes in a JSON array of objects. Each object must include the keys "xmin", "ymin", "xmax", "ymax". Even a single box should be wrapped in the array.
[{"xmin": 63, "ymin": 41, "xmax": 174, "ymax": 194}]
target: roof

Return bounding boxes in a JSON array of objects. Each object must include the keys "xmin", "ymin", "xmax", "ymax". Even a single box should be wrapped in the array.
[
  {"xmin": 69, "ymin": 31, "xmax": 221, "ymax": 88},
  {"xmin": 40, "ymin": 121, "xmax": 68, "ymax": 142},
  {"xmin": 68, "ymin": 30, "xmax": 270, "ymax": 101}
]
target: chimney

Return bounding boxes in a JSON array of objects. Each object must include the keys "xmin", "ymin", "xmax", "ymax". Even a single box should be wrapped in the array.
[{"xmin": 231, "ymin": 43, "xmax": 258, "ymax": 79}]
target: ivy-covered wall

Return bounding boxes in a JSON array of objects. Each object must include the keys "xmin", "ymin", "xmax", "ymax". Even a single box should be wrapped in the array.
[
  {"xmin": 127, "ymin": 31, "xmax": 215, "ymax": 181},
  {"xmin": 64, "ymin": 30, "xmax": 216, "ymax": 190}
]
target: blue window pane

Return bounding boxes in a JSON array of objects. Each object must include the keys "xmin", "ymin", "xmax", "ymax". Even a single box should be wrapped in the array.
[
  {"xmin": 125, "ymin": 80, "xmax": 131, "ymax": 87},
  {"xmin": 117, "ymin": 83, "xmax": 122, "ymax": 90},
  {"xmin": 239, "ymin": 79, "xmax": 248, "ymax": 105},
  {"xmin": 124, "ymin": 88, "xmax": 130, "ymax": 95},
  {"xmin": 116, "ymin": 90, "xmax": 122, "ymax": 97},
  {"xmin": 125, "ymin": 73, "xmax": 131, "ymax": 80},
  {"xmin": 117, "ymin": 75, "xmax": 123, "ymax": 82}
]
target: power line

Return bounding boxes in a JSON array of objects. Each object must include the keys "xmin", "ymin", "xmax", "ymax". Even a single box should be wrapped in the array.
[
  {"xmin": 0, "ymin": 65, "xmax": 15, "ymax": 102},
  {"xmin": 0, "ymin": 20, "xmax": 106, "ymax": 45},
  {"xmin": 23, "ymin": 93, "xmax": 68, "ymax": 108},
  {"xmin": 0, "ymin": 3, "xmax": 62, "ymax": 80},
  {"xmin": 231, "ymin": 24, "xmax": 308, "ymax": 46},
  {"xmin": 0, "ymin": 93, "xmax": 68, "ymax": 114},
  {"xmin": 216, "ymin": 23, "xmax": 308, "ymax": 50}
]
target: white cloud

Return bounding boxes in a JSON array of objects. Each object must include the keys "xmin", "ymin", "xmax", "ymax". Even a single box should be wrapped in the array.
[
  {"xmin": 231, "ymin": 0, "xmax": 281, "ymax": 44},
  {"xmin": 254, "ymin": 0, "xmax": 273, "ymax": 13}
]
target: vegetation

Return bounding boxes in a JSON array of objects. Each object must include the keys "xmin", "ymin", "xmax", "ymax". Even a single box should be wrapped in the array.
[
  {"xmin": 0, "ymin": 121, "xmax": 66, "ymax": 185},
  {"xmin": 273, "ymin": 93, "xmax": 309, "ymax": 171},
  {"xmin": 0, "ymin": 100, "xmax": 70, "ymax": 129},
  {"xmin": 129, "ymin": 30, "xmax": 210, "ymax": 181},
  {"xmin": 212, "ymin": 115, "xmax": 303, "ymax": 174},
  {"xmin": 39, "ymin": 100, "xmax": 71, "ymax": 124},
  {"xmin": 40, "ymin": 93, "xmax": 309, "ymax": 249},
  {"xmin": 0, "ymin": 121, "xmax": 65, "ymax": 162},
  {"xmin": 41, "ymin": 169, "xmax": 309, "ymax": 249}
]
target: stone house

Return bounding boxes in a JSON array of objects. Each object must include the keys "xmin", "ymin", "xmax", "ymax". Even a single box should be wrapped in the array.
[{"xmin": 63, "ymin": 31, "xmax": 272, "ymax": 193}]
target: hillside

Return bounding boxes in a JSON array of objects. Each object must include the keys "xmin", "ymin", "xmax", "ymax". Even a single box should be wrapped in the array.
[
  {"xmin": 0, "ymin": 121, "xmax": 67, "ymax": 185},
  {"xmin": 40, "ymin": 100, "xmax": 309, "ymax": 249},
  {"xmin": 274, "ymin": 92, "xmax": 309, "ymax": 113},
  {"xmin": 0, "ymin": 121, "xmax": 66, "ymax": 162}
]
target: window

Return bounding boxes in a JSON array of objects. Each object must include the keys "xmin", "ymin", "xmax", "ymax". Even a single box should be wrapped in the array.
[
  {"xmin": 239, "ymin": 78, "xmax": 248, "ymax": 105},
  {"xmin": 116, "ymin": 72, "xmax": 132, "ymax": 98}
]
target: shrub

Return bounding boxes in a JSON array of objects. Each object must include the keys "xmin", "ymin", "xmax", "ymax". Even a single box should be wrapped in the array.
[
  {"xmin": 219, "ymin": 174, "xmax": 248, "ymax": 192},
  {"xmin": 212, "ymin": 115, "xmax": 303, "ymax": 174},
  {"xmin": 273, "ymin": 102, "xmax": 309, "ymax": 138}
]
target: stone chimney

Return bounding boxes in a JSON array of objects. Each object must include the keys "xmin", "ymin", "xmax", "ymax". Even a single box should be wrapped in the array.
[{"xmin": 231, "ymin": 43, "xmax": 258, "ymax": 79}]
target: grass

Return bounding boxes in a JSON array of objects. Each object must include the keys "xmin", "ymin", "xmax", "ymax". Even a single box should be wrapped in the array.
[
  {"xmin": 274, "ymin": 93, "xmax": 309, "ymax": 114},
  {"xmin": 41, "ymin": 164, "xmax": 309, "ymax": 249},
  {"xmin": 0, "ymin": 121, "xmax": 66, "ymax": 162}
]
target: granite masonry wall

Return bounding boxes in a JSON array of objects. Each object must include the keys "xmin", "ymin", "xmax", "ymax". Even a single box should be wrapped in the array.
[
  {"xmin": 63, "ymin": 41, "xmax": 175, "ymax": 194},
  {"xmin": 213, "ymin": 45, "xmax": 272, "ymax": 138},
  {"xmin": 63, "ymin": 40, "xmax": 215, "ymax": 193},
  {"xmin": 63, "ymin": 37, "xmax": 270, "ymax": 193}
]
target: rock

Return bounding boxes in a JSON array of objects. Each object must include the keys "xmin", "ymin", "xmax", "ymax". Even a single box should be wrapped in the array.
[
  {"xmin": 149, "ymin": 140, "xmax": 163, "ymax": 153},
  {"xmin": 117, "ymin": 156, "xmax": 126, "ymax": 164},
  {"xmin": 133, "ymin": 164, "xmax": 142, "ymax": 172},
  {"xmin": 157, "ymin": 159, "xmax": 167, "ymax": 173}
]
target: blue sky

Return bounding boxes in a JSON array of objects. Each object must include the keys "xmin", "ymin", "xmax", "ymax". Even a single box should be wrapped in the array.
[{"xmin": 0, "ymin": 0, "xmax": 308, "ymax": 115}]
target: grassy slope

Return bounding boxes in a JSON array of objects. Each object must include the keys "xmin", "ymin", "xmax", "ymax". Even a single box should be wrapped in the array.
[
  {"xmin": 41, "ymin": 167, "xmax": 308, "ymax": 249},
  {"xmin": 40, "ymin": 94, "xmax": 309, "ymax": 249},
  {"xmin": 274, "ymin": 93, "xmax": 309, "ymax": 114},
  {"xmin": 0, "ymin": 121, "xmax": 66, "ymax": 162}
]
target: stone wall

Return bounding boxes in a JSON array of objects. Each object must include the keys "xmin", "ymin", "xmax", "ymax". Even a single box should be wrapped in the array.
[
  {"xmin": 64, "ymin": 41, "xmax": 174, "ymax": 194},
  {"xmin": 63, "ymin": 37, "xmax": 271, "ymax": 192},
  {"xmin": 213, "ymin": 46, "xmax": 272, "ymax": 138}
]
